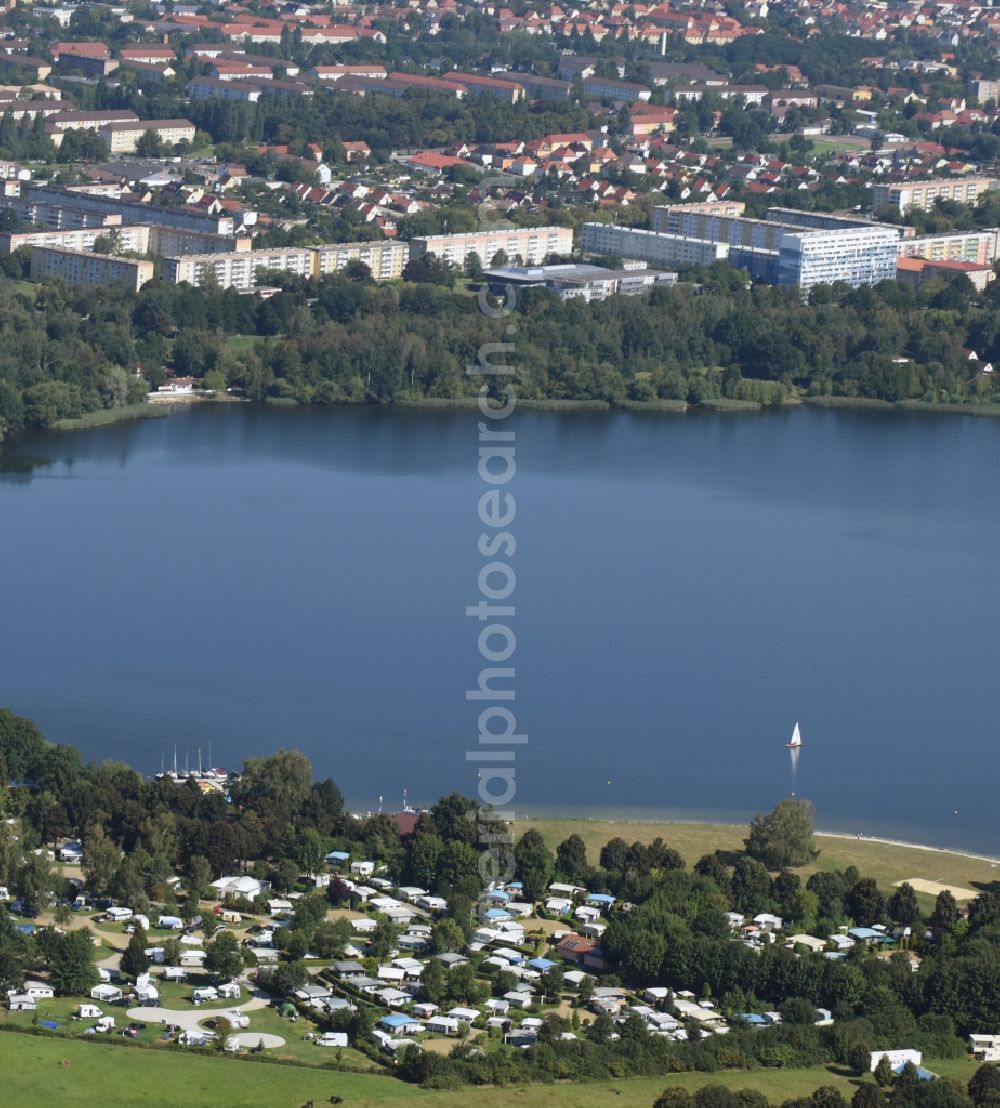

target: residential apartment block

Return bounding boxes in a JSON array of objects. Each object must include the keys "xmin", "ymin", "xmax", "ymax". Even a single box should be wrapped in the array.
[
  {"xmin": 872, "ymin": 176, "xmax": 998, "ymax": 216},
  {"xmin": 775, "ymin": 227, "xmax": 899, "ymax": 289},
  {"xmin": 29, "ymin": 246, "xmax": 153, "ymax": 292},
  {"xmin": 898, "ymin": 229, "xmax": 999, "ymax": 266},
  {"xmin": 409, "ymin": 226, "xmax": 574, "ymax": 268},
  {"xmin": 99, "ymin": 119, "xmax": 196, "ymax": 155},
  {"xmin": 0, "ymin": 225, "xmax": 150, "ymax": 255},
  {"xmin": 22, "ymin": 186, "xmax": 235, "ymax": 235},
  {"xmin": 312, "ymin": 240, "xmax": 410, "ymax": 281},
  {"xmin": 164, "ymin": 248, "xmax": 315, "ymax": 291},
  {"xmin": 582, "ymin": 222, "xmax": 728, "ymax": 268}
]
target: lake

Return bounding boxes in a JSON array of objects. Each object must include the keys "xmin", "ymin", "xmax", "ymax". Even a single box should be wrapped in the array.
[{"xmin": 2, "ymin": 403, "xmax": 999, "ymax": 854}]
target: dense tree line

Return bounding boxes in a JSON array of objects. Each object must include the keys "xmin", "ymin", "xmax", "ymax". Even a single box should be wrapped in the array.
[{"xmin": 3, "ymin": 256, "xmax": 1000, "ymax": 444}]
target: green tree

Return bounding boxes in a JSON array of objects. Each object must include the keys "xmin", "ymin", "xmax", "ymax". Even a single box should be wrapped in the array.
[
  {"xmin": 47, "ymin": 928, "xmax": 99, "ymax": 996},
  {"xmin": 851, "ymin": 1087, "xmax": 886, "ymax": 1108},
  {"xmin": 780, "ymin": 995, "xmax": 817, "ymax": 1024},
  {"xmin": 745, "ymin": 797, "xmax": 815, "ymax": 868},
  {"xmin": 693, "ymin": 1087, "xmax": 738, "ymax": 1108},
  {"xmin": 421, "ymin": 956, "xmax": 447, "ymax": 1005},
  {"xmin": 369, "ymin": 918, "xmax": 398, "ymax": 961},
  {"xmin": 0, "ymin": 709, "xmax": 46, "ymax": 781},
  {"xmin": 888, "ymin": 882, "xmax": 921, "ymax": 928},
  {"xmin": 849, "ymin": 1042, "xmax": 874, "ymax": 1075},
  {"xmin": 514, "ymin": 828, "xmax": 554, "ymax": 901},
  {"xmin": 731, "ymin": 856, "xmax": 773, "ymax": 916},
  {"xmin": 874, "ymin": 1054, "xmax": 894, "ymax": 1088},
  {"xmin": 969, "ymin": 1064, "xmax": 1000, "ymax": 1105},
  {"xmin": 431, "ymin": 917, "xmax": 465, "ymax": 954},
  {"xmin": 82, "ymin": 824, "xmax": 121, "ymax": 898},
  {"xmin": 542, "ymin": 964, "xmax": 564, "ymax": 1001},
  {"xmin": 0, "ymin": 910, "xmax": 29, "ymax": 994},
  {"xmin": 205, "ymin": 929, "xmax": 243, "ymax": 983},
  {"xmin": 932, "ymin": 890, "xmax": 960, "ymax": 933},
  {"xmin": 235, "ymin": 749, "xmax": 313, "ymax": 828},
  {"xmin": 846, "ymin": 878, "xmax": 886, "ymax": 927},
  {"xmin": 311, "ymin": 917, "xmax": 351, "ymax": 958},
  {"xmin": 120, "ymin": 923, "xmax": 151, "ymax": 979},
  {"xmin": 556, "ymin": 834, "xmax": 589, "ymax": 883},
  {"xmin": 809, "ymin": 1090, "xmax": 849, "ymax": 1108},
  {"xmin": 187, "ymin": 854, "xmax": 212, "ymax": 905}
]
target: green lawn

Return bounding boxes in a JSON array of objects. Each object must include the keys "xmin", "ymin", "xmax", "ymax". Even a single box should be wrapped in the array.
[
  {"xmin": 524, "ymin": 820, "xmax": 999, "ymax": 894},
  {"xmin": 806, "ymin": 138, "xmax": 873, "ymax": 155},
  {"xmin": 0, "ymin": 1031, "xmax": 977, "ymax": 1106},
  {"xmin": 226, "ymin": 334, "xmax": 263, "ymax": 355},
  {"xmin": 0, "ymin": 1033, "xmax": 417, "ymax": 1107}
]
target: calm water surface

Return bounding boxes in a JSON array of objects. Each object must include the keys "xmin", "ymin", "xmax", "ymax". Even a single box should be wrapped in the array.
[{"xmin": 2, "ymin": 405, "xmax": 998, "ymax": 852}]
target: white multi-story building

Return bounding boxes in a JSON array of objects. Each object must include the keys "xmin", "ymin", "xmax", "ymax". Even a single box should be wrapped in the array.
[
  {"xmin": 0, "ymin": 225, "xmax": 150, "ymax": 255},
  {"xmin": 164, "ymin": 248, "xmax": 314, "ymax": 291},
  {"xmin": 582, "ymin": 222, "xmax": 728, "ymax": 268},
  {"xmin": 410, "ymin": 226, "xmax": 574, "ymax": 268},
  {"xmin": 776, "ymin": 227, "xmax": 898, "ymax": 289}
]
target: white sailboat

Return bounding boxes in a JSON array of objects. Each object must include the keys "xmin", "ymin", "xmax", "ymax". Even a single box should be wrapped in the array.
[{"xmin": 785, "ymin": 722, "xmax": 803, "ymax": 749}]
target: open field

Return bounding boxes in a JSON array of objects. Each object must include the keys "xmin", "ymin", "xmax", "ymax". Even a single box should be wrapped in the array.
[
  {"xmin": 0, "ymin": 1032, "xmax": 414, "ymax": 1108},
  {"xmin": 225, "ymin": 333, "xmax": 263, "ymax": 356},
  {"xmin": 0, "ymin": 1033, "xmax": 978, "ymax": 1107},
  {"xmin": 522, "ymin": 819, "xmax": 999, "ymax": 893}
]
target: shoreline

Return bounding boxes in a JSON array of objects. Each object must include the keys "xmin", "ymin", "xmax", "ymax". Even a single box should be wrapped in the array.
[{"xmin": 7, "ymin": 391, "xmax": 1000, "ymax": 448}]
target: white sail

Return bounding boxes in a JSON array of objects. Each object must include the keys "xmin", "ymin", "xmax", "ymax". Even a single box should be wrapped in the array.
[{"xmin": 789, "ymin": 722, "xmax": 801, "ymax": 747}]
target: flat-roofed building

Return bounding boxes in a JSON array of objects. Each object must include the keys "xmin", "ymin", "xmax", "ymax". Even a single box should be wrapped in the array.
[
  {"xmin": 312, "ymin": 239, "xmax": 410, "ymax": 281},
  {"xmin": 164, "ymin": 247, "xmax": 314, "ymax": 290},
  {"xmin": 0, "ymin": 225, "xmax": 150, "ymax": 255},
  {"xmin": 872, "ymin": 176, "xmax": 998, "ymax": 216},
  {"xmin": 23, "ymin": 185, "xmax": 235, "ymax": 235},
  {"xmin": 29, "ymin": 245, "xmax": 153, "ymax": 291},
  {"xmin": 147, "ymin": 227, "xmax": 252, "ymax": 257},
  {"xmin": 582, "ymin": 222, "xmax": 728, "ymax": 268},
  {"xmin": 898, "ymin": 228, "xmax": 998, "ymax": 266},
  {"xmin": 776, "ymin": 226, "xmax": 898, "ymax": 289},
  {"xmin": 484, "ymin": 262, "xmax": 676, "ymax": 302},
  {"xmin": 99, "ymin": 119, "xmax": 195, "ymax": 154},
  {"xmin": 410, "ymin": 225, "xmax": 574, "ymax": 268}
]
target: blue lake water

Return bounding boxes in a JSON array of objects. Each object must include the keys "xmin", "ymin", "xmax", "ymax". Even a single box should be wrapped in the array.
[{"xmin": 2, "ymin": 404, "xmax": 999, "ymax": 853}]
